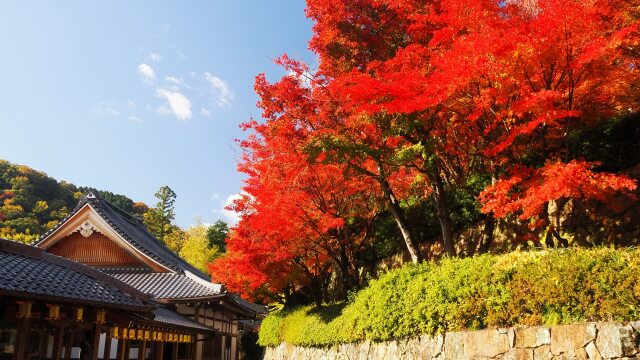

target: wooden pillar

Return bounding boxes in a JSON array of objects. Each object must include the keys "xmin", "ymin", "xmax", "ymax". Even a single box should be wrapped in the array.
[
  {"xmin": 13, "ymin": 301, "xmax": 32, "ymax": 360},
  {"xmin": 213, "ymin": 333, "xmax": 218, "ymax": 360},
  {"xmin": 90, "ymin": 323, "xmax": 103, "ymax": 360},
  {"xmin": 223, "ymin": 316, "xmax": 228, "ymax": 360},
  {"xmin": 124, "ymin": 340, "xmax": 131, "ymax": 360},
  {"xmin": 116, "ymin": 339, "xmax": 127, "ymax": 360},
  {"xmin": 104, "ymin": 333, "xmax": 113, "ymax": 360},
  {"xmin": 52, "ymin": 326, "xmax": 64, "ymax": 360},
  {"xmin": 137, "ymin": 340, "xmax": 147, "ymax": 360},
  {"xmin": 218, "ymin": 334, "xmax": 223, "ymax": 360},
  {"xmin": 193, "ymin": 340, "xmax": 198, "ymax": 360},
  {"xmin": 212, "ymin": 313, "xmax": 219, "ymax": 359},
  {"xmin": 153, "ymin": 342, "xmax": 164, "ymax": 360},
  {"xmin": 37, "ymin": 331, "xmax": 49, "ymax": 359},
  {"xmin": 193, "ymin": 304, "xmax": 200, "ymax": 360},
  {"xmin": 171, "ymin": 343, "xmax": 178, "ymax": 360},
  {"xmin": 12, "ymin": 318, "xmax": 30, "ymax": 360},
  {"xmin": 64, "ymin": 330, "xmax": 75, "ymax": 360}
]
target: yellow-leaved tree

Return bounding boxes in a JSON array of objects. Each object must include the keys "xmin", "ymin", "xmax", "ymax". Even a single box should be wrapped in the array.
[{"xmin": 179, "ymin": 219, "xmax": 220, "ymax": 274}]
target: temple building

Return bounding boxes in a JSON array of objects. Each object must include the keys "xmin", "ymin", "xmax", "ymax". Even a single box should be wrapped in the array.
[
  {"xmin": 0, "ymin": 238, "xmax": 211, "ymax": 360},
  {"xmin": 1, "ymin": 193, "xmax": 266, "ymax": 360}
]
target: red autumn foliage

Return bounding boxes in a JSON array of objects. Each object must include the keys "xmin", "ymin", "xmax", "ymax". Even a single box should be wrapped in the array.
[
  {"xmin": 209, "ymin": 67, "xmax": 383, "ymax": 304},
  {"xmin": 210, "ymin": 0, "xmax": 640, "ymax": 303},
  {"xmin": 309, "ymin": 0, "xmax": 639, "ymax": 217},
  {"xmin": 480, "ymin": 160, "xmax": 637, "ymax": 220}
]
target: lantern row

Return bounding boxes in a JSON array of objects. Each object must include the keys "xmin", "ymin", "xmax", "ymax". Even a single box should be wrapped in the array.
[{"xmin": 109, "ymin": 327, "xmax": 193, "ymax": 343}]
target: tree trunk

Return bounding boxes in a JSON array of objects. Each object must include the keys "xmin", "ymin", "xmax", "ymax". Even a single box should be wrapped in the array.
[
  {"xmin": 377, "ymin": 175, "xmax": 422, "ymax": 263},
  {"xmin": 311, "ymin": 277, "xmax": 323, "ymax": 307},
  {"xmin": 337, "ymin": 242, "xmax": 355, "ymax": 295},
  {"xmin": 431, "ymin": 171, "xmax": 456, "ymax": 257},
  {"xmin": 478, "ymin": 215, "xmax": 495, "ymax": 254}
]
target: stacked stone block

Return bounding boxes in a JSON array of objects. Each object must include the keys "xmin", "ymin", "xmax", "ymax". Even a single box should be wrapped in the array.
[{"xmin": 265, "ymin": 322, "xmax": 640, "ymax": 359}]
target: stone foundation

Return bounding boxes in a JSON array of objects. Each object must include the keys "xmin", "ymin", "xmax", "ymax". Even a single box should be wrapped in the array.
[{"xmin": 264, "ymin": 322, "xmax": 640, "ymax": 359}]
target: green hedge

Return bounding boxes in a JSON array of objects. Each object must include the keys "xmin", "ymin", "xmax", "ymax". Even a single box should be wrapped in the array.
[{"xmin": 259, "ymin": 247, "xmax": 640, "ymax": 347}]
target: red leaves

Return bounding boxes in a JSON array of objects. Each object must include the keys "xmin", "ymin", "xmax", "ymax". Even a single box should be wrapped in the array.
[
  {"xmin": 485, "ymin": 109, "xmax": 582, "ymax": 157},
  {"xmin": 215, "ymin": 0, "xmax": 640, "ymax": 301},
  {"xmin": 480, "ymin": 160, "xmax": 637, "ymax": 219},
  {"xmin": 211, "ymin": 67, "xmax": 383, "ymax": 302}
]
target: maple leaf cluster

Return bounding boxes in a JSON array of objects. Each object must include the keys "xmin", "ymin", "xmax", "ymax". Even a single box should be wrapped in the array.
[{"xmin": 210, "ymin": 0, "xmax": 639, "ymax": 304}]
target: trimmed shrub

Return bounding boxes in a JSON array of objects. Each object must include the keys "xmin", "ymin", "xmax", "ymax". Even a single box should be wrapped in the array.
[{"xmin": 259, "ymin": 247, "xmax": 640, "ymax": 347}]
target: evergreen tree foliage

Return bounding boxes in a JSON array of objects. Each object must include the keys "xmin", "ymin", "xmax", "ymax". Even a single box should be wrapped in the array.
[
  {"xmin": 143, "ymin": 185, "xmax": 177, "ymax": 243},
  {"xmin": 206, "ymin": 220, "xmax": 229, "ymax": 252}
]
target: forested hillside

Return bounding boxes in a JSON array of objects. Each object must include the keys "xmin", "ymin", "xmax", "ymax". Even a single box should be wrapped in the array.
[
  {"xmin": 0, "ymin": 160, "xmax": 226, "ymax": 274},
  {"xmin": 0, "ymin": 160, "xmax": 148, "ymax": 243}
]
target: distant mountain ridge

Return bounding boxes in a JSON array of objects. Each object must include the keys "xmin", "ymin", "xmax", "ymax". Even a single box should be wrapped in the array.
[{"xmin": 0, "ymin": 159, "xmax": 147, "ymax": 243}]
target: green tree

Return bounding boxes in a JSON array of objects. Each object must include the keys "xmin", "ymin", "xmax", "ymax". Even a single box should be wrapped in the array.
[
  {"xmin": 78, "ymin": 187, "xmax": 140, "ymax": 214},
  {"xmin": 143, "ymin": 186, "xmax": 177, "ymax": 242},
  {"xmin": 206, "ymin": 220, "xmax": 229, "ymax": 252}
]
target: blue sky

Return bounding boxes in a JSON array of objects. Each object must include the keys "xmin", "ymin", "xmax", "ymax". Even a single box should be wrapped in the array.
[{"xmin": 0, "ymin": 2, "xmax": 315, "ymax": 227}]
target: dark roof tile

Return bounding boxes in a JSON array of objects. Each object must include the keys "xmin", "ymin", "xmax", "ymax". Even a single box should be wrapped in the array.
[
  {"xmin": 149, "ymin": 307, "xmax": 212, "ymax": 332},
  {"xmin": 106, "ymin": 271, "xmax": 222, "ymax": 300},
  {"xmin": 37, "ymin": 193, "xmax": 267, "ymax": 316},
  {"xmin": 228, "ymin": 294, "xmax": 268, "ymax": 316},
  {"xmin": 38, "ymin": 193, "xmax": 209, "ymax": 278},
  {"xmin": 0, "ymin": 239, "xmax": 148, "ymax": 310}
]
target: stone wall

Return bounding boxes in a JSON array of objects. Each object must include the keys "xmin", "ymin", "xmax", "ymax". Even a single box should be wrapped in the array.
[{"xmin": 264, "ymin": 322, "xmax": 640, "ymax": 359}]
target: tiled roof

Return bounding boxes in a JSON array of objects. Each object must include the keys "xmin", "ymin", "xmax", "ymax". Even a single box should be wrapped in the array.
[
  {"xmin": 106, "ymin": 271, "xmax": 223, "ymax": 300},
  {"xmin": 108, "ymin": 271, "xmax": 268, "ymax": 317},
  {"xmin": 0, "ymin": 239, "xmax": 148, "ymax": 310},
  {"xmin": 227, "ymin": 294, "xmax": 268, "ymax": 317},
  {"xmin": 37, "ymin": 193, "xmax": 210, "ymax": 279},
  {"xmin": 238, "ymin": 319, "xmax": 262, "ymax": 331},
  {"xmin": 36, "ymin": 193, "xmax": 267, "ymax": 316},
  {"xmin": 149, "ymin": 307, "xmax": 212, "ymax": 332}
]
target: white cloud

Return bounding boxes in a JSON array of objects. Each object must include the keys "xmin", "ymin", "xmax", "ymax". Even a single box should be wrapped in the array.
[
  {"xmin": 128, "ymin": 114, "xmax": 143, "ymax": 123},
  {"xmin": 221, "ymin": 193, "xmax": 243, "ymax": 225},
  {"xmin": 163, "ymin": 23, "xmax": 171, "ymax": 32},
  {"xmin": 155, "ymin": 88, "xmax": 192, "ymax": 121},
  {"xmin": 163, "ymin": 76, "xmax": 189, "ymax": 92},
  {"xmin": 203, "ymin": 72, "xmax": 234, "ymax": 108},
  {"xmin": 211, "ymin": 193, "xmax": 220, "ymax": 200},
  {"xmin": 138, "ymin": 63, "xmax": 156, "ymax": 82},
  {"xmin": 200, "ymin": 107, "xmax": 211, "ymax": 117},
  {"xmin": 165, "ymin": 76, "xmax": 184, "ymax": 87},
  {"xmin": 93, "ymin": 102, "xmax": 120, "ymax": 117},
  {"xmin": 147, "ymin": 52, "xmax": 163, "ymax": 62}
]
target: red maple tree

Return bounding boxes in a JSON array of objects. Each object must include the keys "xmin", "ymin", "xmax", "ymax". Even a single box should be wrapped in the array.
[{"xmin": 211, "ymin": 0, "xmax": 639, "ymax": 303}]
